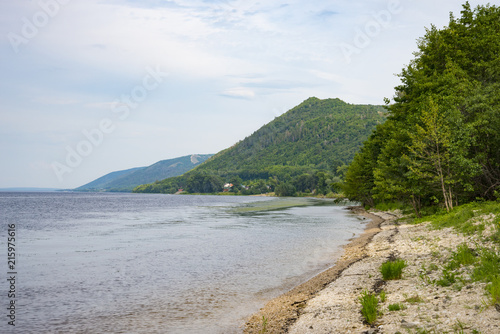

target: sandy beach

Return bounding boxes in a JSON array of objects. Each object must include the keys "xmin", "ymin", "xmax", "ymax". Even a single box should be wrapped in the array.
[{"xmin": 244, "ymin": 207, "xmax": 500, "ymax": 333}]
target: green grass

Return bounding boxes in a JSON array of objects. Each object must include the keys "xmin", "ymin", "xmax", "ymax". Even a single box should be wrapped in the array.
[
  {"xmin": 380, "ymin": 259, "xmax": 407, "ymax": 280},
  {"xmin": 472, "ymin": 247, "xmax": 500, "ymax": 282},
  {"xmin": 415, "ymin": 201, "xmax": 500, "ymax": 235},
  {"xmin": 486, "ymin": 276, "xmax": 500, "ymax": 305},
  {"xmin": 436, "ymin": 270, "xmax": 457, "ymax": 287},
  {"xmin": 359, "ymin": 290, "xmax": 378, "ymax": 325},
  {"xmin": 388, "ymin": 303, "xmax": 405, "ymax": 311},
  {"xmin": 259, "ymin": 315, "xmax": 268, "ymax": 334},
  {"xmin": 379, "ymin": 290, "xmax": 386, "ymax": 303},
  {"xmin": 404, "ymin": 294, "xmax": 424, "ymax": 304}
]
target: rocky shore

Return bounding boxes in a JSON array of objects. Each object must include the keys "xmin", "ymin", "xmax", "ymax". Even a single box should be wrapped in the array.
[{"xmin": 244, "ymin": 208, "xmax": 500, "ymax": 333}]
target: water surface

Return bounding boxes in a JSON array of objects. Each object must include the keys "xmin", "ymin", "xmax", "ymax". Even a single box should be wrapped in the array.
[{"xmin": 0, "ymin": 192, "xmax": 366, "ymax": 333}]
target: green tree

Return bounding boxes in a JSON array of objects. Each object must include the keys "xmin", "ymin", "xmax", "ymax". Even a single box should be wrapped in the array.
[{"xmin": 275, "ymin": 183, "xmax": 297, "ymax": 197}]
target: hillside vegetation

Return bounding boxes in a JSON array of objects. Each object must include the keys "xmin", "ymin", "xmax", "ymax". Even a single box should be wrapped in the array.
[
  {"xmin": 343, "ymin": 3, "xmax": 500, "ymax": 215},
  {"xmin": 134, "ymin": 98, "xmax": 386, "ymax": 195}
]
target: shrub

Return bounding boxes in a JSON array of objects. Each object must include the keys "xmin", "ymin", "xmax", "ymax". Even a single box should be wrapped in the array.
[
  {"xmin": 380, "ymin": 259, "xmax": 407, "ymax": 280},
  {"xmin": 359, "ymin": 290, "xmax": 378, "ymax": 325}
]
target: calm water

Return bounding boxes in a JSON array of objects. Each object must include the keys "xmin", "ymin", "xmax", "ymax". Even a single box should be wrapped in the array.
[{"xmin": 0, "ymin": 192, "xmax": 366, "ymax": 333}]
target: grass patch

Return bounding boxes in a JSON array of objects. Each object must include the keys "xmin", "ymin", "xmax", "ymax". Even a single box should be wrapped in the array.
[
  {"xmin": 446, "ymin": 243, "xmax": 477, "ymax": 269},
  {"xmin": 379, "ymin": 290, "xmax": 386, "ymax": 303},
  {"xmin": 415, "ymin": 201, "xmax": 500, "ymax": 235},
  {"xmin": 436, "ymin": 270, "xmax": 457, "ymax": 287},
  {"xmin": 486, "ymin": 275, "xmax": 500, "ymax": 305},
  {"xmin": 388, "ymin": 303, "xmax": 405, "ymax": 311},
  {"xmin": 404, "ymin": 294, "xmax": 424, "ymax": 304},
  {"xmin": 472, "ymin": 247, "xmax": 500, "ymax": 282},
  {"xmin": 380, "ymin": 259, "xmax": 407, "ymax": 280},
  {"xmin": 359, "ymin": 290, "xmax": 378, "ymax": 325}
]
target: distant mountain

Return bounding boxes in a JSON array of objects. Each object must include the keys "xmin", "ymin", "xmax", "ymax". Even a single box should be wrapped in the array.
[
  {"xmin": 134, "ymin": 97, "xmax": 387, "ymax": 194},
  {"xmin": 75, "ymin": 154, "xmax": 213, "ymax": 192}
]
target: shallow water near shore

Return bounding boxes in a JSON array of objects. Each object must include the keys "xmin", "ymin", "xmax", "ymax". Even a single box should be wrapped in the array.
[{"xmin": 0, "ymin": 192, "xmax": 366, "ymax": 333}]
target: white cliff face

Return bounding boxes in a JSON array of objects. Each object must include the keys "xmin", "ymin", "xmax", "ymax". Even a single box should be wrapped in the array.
[{"xmin": 191, "ymin": 154, "xmax": 200, "ymax": 164}]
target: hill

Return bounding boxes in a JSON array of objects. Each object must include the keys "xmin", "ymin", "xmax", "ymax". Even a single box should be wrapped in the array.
[
  {"xmin": 75, "ymin": 154, "xmax": 213, "ymax": 192},
  {"xmin": 134, "ymin": 97, "xmax": 386, "ymax": 195}
]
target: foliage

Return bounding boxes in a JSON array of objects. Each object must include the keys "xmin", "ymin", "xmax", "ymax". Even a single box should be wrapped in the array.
[
  {"xmin": 186, "ymin": 173, "xmax": 224, "ymax": 193},
  {"xmin": 359, "ymin": 290, "xmax": 379, "ymax": 325},
  {"xmin": 446, "ymin": 243, "xmax": 477, "ymax": 270},
  {"xmin": 388, "ymin": 303, "xmax": 406, "ymax": 311},
  {"xmin": 486, "ymin": 276, "xmax": 500, "ymax": 305},
  {"xmin": 274, "ymin": 183, "xmax": 297, "ymax": 197},
  {"xmin": 380, "ymin": 259, "xmax": 407, "ymax": 280},
  {"xmin": 343, "ymin": 3, "xmax": 500, "ymax": 212}
]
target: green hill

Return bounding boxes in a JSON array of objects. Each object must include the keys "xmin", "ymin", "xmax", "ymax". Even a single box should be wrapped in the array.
[
  {"xmin": 134, "ymin": 97, "xmax": 386, "ymax": 195},
  {"xmin": 75, "ymin": 154, "xmax": 213, "ymax": 192}
]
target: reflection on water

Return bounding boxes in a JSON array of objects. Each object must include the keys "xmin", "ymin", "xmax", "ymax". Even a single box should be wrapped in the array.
[{"xmin": 0, "ymin": 193, "xmax": 366, "ymax": 333}]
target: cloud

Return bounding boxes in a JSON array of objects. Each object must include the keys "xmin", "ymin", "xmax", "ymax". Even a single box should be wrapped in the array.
[{"xmin": 220, "ymin": 87, "xmax": 256, "ymax": 99}]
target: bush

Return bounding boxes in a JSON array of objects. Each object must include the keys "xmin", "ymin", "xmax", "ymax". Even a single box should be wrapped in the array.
[
  {"xmin": 275, "ymin": 183, "xmax": 297, "ymax": 197},
  {"xmin": 380, "ymin": 259, "xmax": 407, "ymax": 280},
  {"xmin": 359, "ymin": 290, "xmax": 378, "ymax": 325}
]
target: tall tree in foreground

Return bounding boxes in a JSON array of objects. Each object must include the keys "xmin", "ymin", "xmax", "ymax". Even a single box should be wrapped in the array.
[{"xmin": 344, "ymin": 2, "xmax": 500, "ymax": 210}]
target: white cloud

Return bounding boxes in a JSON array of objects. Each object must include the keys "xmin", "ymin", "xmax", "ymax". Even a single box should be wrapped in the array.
[{"xmin": 221, "ymin": 87, "xmax": 256, "ymax": 99}]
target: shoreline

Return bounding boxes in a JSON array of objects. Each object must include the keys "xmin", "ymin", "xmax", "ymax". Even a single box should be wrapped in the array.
[
  {"xmin": 245, "ymin": 205, "xmax": 500, "ymax": 333},
  {"xmin": 243, "ymin": 206, "xmax": 386, "ymax": 333}
]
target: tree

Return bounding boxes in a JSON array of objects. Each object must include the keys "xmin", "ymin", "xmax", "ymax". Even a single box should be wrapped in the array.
[
  {"xmin": 275, "ymin": 183, "xmax": 297, "ymax": 197},
  {"xmin": 345, "ymin": 2, "xmax": 499, "ymax": 210},
  {"xmin": 186, "ymin": 173, "xmax": 224, "ymax": 193}
]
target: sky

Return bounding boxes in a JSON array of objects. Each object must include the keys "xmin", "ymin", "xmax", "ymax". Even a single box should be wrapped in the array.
[{"xmin": 0, "ymin": 0, "xmax": 488, "ymax": 189}]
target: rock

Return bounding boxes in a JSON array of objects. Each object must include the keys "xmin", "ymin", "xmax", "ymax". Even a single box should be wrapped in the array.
[{"xmin": 401, "ymin": 320, "xmax": 419, "ymax": 329}]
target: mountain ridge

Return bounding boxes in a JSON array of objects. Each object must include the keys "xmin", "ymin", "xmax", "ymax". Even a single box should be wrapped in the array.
[{"xmin": 75, "ymin": 154, "xmax": 213, "ymax": 192}]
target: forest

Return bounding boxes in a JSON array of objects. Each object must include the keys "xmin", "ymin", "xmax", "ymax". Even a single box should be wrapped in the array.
[{"xmin": 343, "ymin": 3, "xmax": 500, "ymax": 215}]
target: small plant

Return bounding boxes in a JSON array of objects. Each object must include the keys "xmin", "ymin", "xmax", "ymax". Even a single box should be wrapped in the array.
[
  {"xmin": 379, "ymin": 290, "xmax": 386, "ymax": 303},
  {"xmin": 259, "ymin": 315, "xmax": 268, "ymax": 334},
  {"xmin": 359, "ymin": 290, "xmax": 378, "ymax": 325},
  {"xmin": 436, "ymin": 269, "xmax": 457, "ymax": 287},
  {"xmin": 453, "ymin": 320, "xmax": 467, "ymax": 334},
  {"xmin": 428, "ymin": 263, "xmax": 439, "ymax": 271},
  {"xmin": 404, "ymin": 294, "xmax": 424, "ymax": 304},
  {"xmin": 486, "ymin": 275, "xmax": 500, "ymax": 305},
  {"xmin": 472, "ymin": 247, "xmax": 500, "ymax": 282},
  {"xmin": 446, "ymin": 243, "xmax": 476, "ymax": 270},
  {"xmin": 388, "ymin": 303, "xmax": 405, "ymax": 311},
  {"xmin": 380, "ymin": 259, "xmax": 407, "ymax": 280}
]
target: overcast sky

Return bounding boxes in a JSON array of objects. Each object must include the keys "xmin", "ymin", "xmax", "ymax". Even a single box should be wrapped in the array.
[{"xmin": 0, "ymin": 0, "xmax": 487, "ymax": 189}]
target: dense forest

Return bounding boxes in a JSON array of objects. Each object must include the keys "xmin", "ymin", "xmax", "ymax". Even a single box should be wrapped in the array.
[
  {"xmin": 134, "ymin": 98, "xmax": 386, "ymax": 195},
  {"xmin": 343, "ymin": 3, "xmax": 500, "ymax": 215}
]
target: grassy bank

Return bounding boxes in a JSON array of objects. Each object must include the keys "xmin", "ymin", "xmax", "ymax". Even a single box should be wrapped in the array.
[{"xmin": 359, "ymin": 201, "xmax": 500, "ymax": 332}]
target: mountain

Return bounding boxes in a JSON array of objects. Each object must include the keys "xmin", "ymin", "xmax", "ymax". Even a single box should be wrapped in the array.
[
  {"xmin": 75, "ymin": 154, "xmax": 213, "ymax": 192},
  {"xmin": 134, "ymin": 97, "xmax": 387, "ymax": 194}
]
